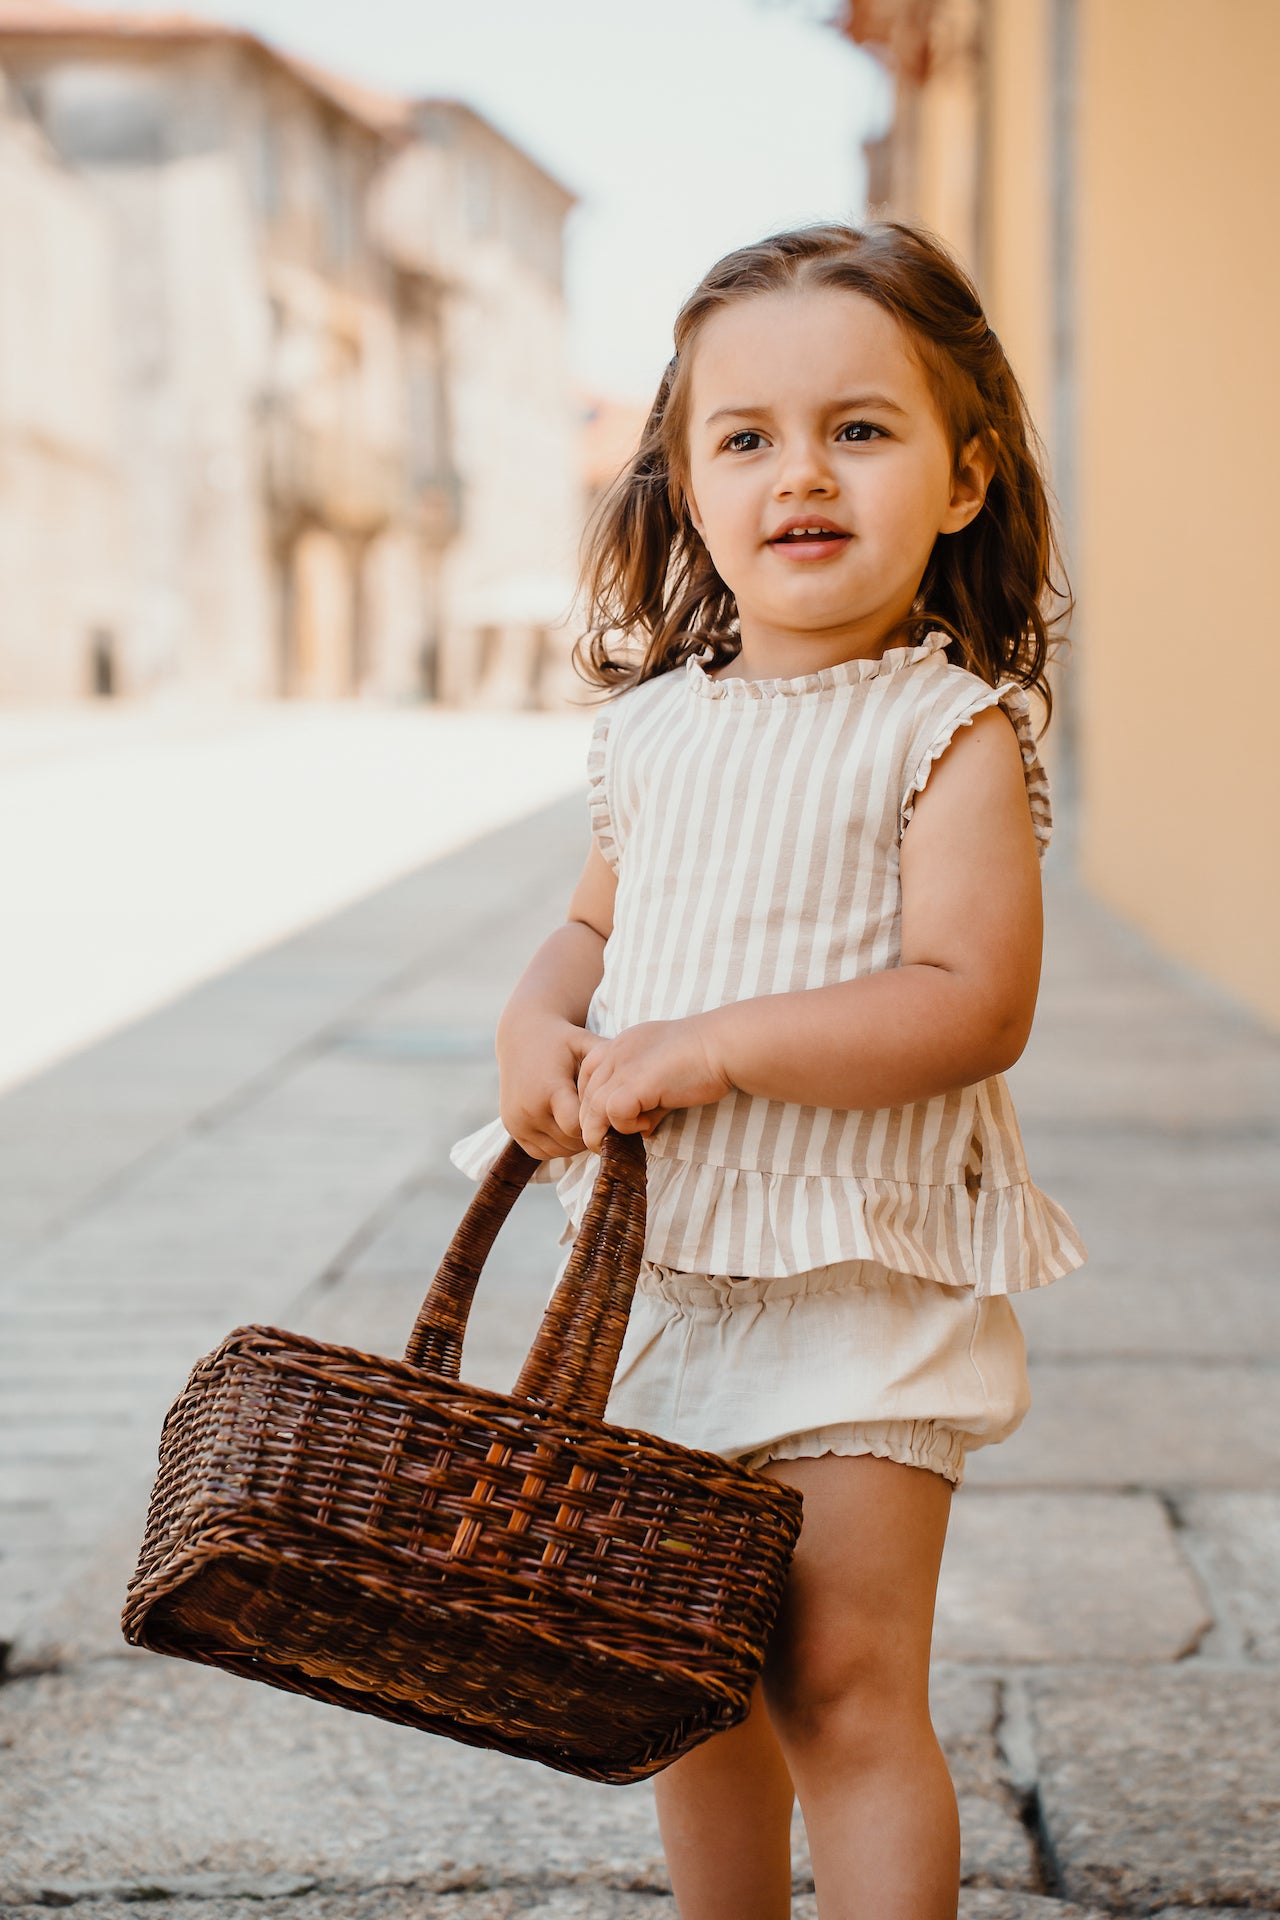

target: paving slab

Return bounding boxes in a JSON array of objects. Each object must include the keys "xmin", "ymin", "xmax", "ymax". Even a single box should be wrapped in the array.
[
  {"xmin": 0, "ymin": 1657, "xmax": 667, "ymax": 1904},
  {"xmin": 1010, "ymin": 878, "xmax": 1280, "ymax": 1133},
  {"xmin": 1008, "ymin": 1126, "xmax": 1280, "ymax": 1364},
  {"xmin": 0, "ymin": 1657, "xmax": 1031, "ymax": 1902},
  {"xmin": 0, "ymin": 1894, "xmax": 1122, "ymax": 1920},
  {"xmin": 0, "ymin": 1898, "xmax": 668, "ymax": 1920},
  {"xmin": 965, "ymin": 1360, "xmax": 1280, "ymax": 1489},
  {"xmin": 1031, "ymin": 1671, "xmax": 1280, "ymax": 1909},
  {"xmin": 294, "ymin": 1181, "xmax": 573, "ymax": 1397},
  {"xmin": 1178, "ymin": 1492, "xmax": 1280, "ymax": 1663},
  {"xmin": 0, "ymin": 792, "xmax": 583, "ymax": 1267},
  {"xmin": 340, "ymin": 1169, "xmax": 568, "ymax": 1285},
  {"xmin": 1015, "ymin": 1257, "xmax": 1280, "ymax": 1365},
  {"xmin": 935, "ymin": 1491, "xmax": 1210, "ymax": 1662},
  {"xmin": 928, "ymin": 1670, "xmax": 1040, "ymax": 1890},
  {"xmin": 958, "ymin": 1901, "xmax": 1112, "ymax": 1920}
]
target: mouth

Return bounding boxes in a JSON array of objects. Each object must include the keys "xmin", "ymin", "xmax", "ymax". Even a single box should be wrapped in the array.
[{"xmin": 767, "ymin": 520, "xmax": 852, "ymax": 559}]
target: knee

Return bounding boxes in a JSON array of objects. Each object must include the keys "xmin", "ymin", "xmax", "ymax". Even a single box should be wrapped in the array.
[{"xmin": 763, "ymin": 1631, "xmax": 929, "ymax": 1761}]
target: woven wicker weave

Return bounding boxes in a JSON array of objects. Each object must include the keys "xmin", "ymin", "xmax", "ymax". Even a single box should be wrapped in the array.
[{"xmin": 122, "ymin": 1129, "xmax": 804, "ymax": 1782}]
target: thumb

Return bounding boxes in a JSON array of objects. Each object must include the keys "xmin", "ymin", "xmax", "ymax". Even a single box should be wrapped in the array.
[{"xmin": 565, "ymin": 1025, "xmax": 596, "ymax": 1067}]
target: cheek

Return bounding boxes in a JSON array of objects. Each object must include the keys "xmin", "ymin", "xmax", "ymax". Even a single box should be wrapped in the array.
[
  {"xmin": 691, "ymin": 471, "xmax": 754, "ymax": 551},
  {"xmin": 858, "ymin": 453, "xmax": 954, "ymax": 538}
]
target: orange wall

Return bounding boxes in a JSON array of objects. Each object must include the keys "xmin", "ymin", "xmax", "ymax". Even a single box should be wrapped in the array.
[
  {"xmin": 980, "ymin": 0, "xmax": 1069, "ymax": 783},
  {"xmin": 1075, "ymin": 0, "xmax": 1280, "ymax": 1026},
  {"xmin": 982, "ymin": 0, "xmax": 1054, "ymax": 445}
]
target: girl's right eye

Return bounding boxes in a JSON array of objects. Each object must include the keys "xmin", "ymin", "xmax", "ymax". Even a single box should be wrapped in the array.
[{"xmin": 724, "ymin": 430, "xmax": 764, "ymax": 453}]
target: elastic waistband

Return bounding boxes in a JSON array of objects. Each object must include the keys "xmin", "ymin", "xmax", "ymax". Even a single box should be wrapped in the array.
[{"xmin": 637, "ymin": 1257, "xmax": 911, "ymax": 1309}]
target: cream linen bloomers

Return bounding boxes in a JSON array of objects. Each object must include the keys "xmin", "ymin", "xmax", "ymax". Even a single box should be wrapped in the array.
[
  {"xmin": 534, "ymin": 1248, "xmax": 1031, "ymax": 1486},
  {"xmin": 453, "ymin": 632, "xmax": 1084, "ymax": 1485}
]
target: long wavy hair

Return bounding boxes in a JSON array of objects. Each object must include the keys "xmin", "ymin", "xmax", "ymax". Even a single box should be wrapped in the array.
[{"xmin": 574, "ymin": 221, "xmax": 1069, "ymax": 722}]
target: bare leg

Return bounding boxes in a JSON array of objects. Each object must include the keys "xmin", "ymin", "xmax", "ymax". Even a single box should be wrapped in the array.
[
  {"xmin": 761, "ymin": 1453, "xmax": 958, "ymax": 1920},
  {"xmin": 652, "ymin": 1679, "xmax": 796, "ymax": 1920}
]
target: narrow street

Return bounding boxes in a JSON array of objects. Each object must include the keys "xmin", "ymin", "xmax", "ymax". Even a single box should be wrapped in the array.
[
  {"xmin": 0, "ymin": 701, "xmax": 591, "ymax": 1096},
  {"xmin": 1, "ymin": 790, "xmax": 1277, "ymax": 1916}
]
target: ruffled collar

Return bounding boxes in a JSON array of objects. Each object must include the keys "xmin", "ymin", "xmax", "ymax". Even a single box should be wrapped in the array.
[{"xmin": 686, "ymin": 630, "xmax": 950, "ymax": 701}]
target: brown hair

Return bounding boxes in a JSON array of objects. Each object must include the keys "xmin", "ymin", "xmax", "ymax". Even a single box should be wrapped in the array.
[{"xmin": 574, "ymin": 221, "xmax": 1069, "ymax": 723}]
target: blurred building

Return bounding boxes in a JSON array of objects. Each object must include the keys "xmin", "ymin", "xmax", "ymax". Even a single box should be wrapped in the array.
[
  {"xmin": 0, "ymin": 2, "xmax": 581, "ymax": 708},
  {"xmin": 369, "ymin": 99, "xmax": 579, "ymax": 709},
  {"xmin": 842, "ymin": 0, "xmax": 1280, "ymax": 1030},
  {"xmin": 0, "ymin": 66, "xmax": 126, "ymax": 697}
]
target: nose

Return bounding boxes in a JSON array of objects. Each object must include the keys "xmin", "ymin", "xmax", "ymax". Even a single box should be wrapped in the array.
[{"xmin": 772, "ymin": 434, "xmax": 834, "ymax": 499}]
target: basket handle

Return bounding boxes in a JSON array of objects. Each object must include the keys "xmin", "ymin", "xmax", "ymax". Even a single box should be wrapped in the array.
[{"xmin": 404, "ymin": 1129, "xmax": 647, "ymax": 1422}]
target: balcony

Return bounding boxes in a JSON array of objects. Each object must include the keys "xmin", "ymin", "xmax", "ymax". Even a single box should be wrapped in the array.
[{"xmin": 261, "ymin": 402, "xmax": 403, "ymax": 536}]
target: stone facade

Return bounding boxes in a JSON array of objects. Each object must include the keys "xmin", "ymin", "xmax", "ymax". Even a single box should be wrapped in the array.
[
  {"xmin": 370, "ymin": 100, "xmax": 580, "ymax": 710},
  {"xmin": 0, "ymin": 5, "xmax": 581, "ymax": 708},
  {"xmin": 0, "ymin": 69, "xmax": 126, "ymax": 699}
]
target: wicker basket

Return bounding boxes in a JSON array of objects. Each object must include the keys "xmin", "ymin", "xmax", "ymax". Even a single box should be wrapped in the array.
[{"xmin": 121, "ymin": 1129, "xmax": 804, "ymax": 1782}]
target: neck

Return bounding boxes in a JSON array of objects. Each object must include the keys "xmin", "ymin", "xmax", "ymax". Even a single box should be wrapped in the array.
[{"xmin": 721, "ymin": 610, "xmax": 915, "ymax": 682}]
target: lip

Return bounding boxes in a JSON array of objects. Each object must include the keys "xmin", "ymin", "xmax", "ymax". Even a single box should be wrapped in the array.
[
  {"xmin": 766, "ymin": 514, "xmax": 852, "ymax": 560},
  {"xmin": 768, "ymin": 514, "xmax": 850, "ymax": 541}
]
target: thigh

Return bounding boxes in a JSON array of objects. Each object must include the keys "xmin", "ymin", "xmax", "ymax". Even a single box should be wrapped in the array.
[{"xmin": 760, "ymin": 1453, "xmax": 952, "ymax": 1725}]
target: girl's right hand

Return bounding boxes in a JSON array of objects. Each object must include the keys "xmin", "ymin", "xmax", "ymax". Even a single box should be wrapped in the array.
[{"xmin": 496, "ymin": 1013, "xmax": 594, "ymax": 1161}]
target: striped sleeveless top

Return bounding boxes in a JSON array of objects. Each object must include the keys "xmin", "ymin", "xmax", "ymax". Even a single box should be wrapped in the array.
[{"xmin": 452, "ymin": 630, "xmax": 1086, "ymax": 1296}]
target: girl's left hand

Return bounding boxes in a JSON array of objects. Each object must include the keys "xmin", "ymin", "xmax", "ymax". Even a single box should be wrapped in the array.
[{"xmin": 576, "ymin": 1017, "xmax": 733, "ymax": 1151}]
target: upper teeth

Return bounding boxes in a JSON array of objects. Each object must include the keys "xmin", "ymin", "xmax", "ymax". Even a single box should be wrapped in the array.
[{"xmin": 786, "ymin": 527, "xmax": 831, "ymax": 536}]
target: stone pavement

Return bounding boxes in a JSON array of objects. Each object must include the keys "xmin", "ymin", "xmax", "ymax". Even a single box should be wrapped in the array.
[{"xmin": 1, "ymin": 794, "xmax": 1277, "ymax": 1918}]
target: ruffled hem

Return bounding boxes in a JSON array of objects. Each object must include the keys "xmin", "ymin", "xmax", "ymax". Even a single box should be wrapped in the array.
[
  {"xmin": 901, "ymin": 679, "xmax": 1054, "ymax": 863},
  {"xmin": 449, "ymin": 1122, "xmax": 1087, "ymax": 1298},
  {"xmin": 735, "ymin": 1420, "xmax": 969, "ymax": 1486}
]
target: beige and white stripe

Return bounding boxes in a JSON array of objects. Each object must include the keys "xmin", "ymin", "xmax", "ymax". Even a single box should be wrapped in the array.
[{"xmin": 453, "ymin": 632, "xmax": 1085, "ymax": 1297}]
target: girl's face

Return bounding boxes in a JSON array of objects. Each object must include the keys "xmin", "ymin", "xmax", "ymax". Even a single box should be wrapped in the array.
[{"xmin": 683, "ymin": 287, "xmax": 992, "ymax": 670}]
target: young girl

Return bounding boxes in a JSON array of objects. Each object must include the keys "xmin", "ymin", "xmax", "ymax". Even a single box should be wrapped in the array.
[{"xmin": 452, "ymin": 220, "xmax": 1085, "ymax": 1920}]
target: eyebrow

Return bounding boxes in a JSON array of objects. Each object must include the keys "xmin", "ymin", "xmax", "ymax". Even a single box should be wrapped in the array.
[{"xmin": 704, "ymin": 393, "xmax": 909, "ymax": 425}]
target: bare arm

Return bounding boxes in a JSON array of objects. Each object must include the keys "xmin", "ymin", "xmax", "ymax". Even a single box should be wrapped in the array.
[
  {"xmin": 496, "ymin": 838, "xmax": 617, "ymax": 1157},
  {"xmin": 576, "ymin": 706, "xmax": 1042, "ymax": 1145}
]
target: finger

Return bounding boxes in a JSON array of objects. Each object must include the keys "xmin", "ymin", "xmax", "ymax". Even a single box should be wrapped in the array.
[
  {"xmin": 512, "ymin": 1128, "xmax": 579, "ymax": 1161},
  {"xmin": 600, "ymin": 1090, "xmax": 651, "ymax": 1136},
  {"xmin": 501, "ymin": 1105, "xmax": 579, "ymax": 1161},
  {"xmin": 549, "ymin": 1084, "xmax": 585, "ymax": 1147},
  {"xmin": 605, "ymin": 1086, "xmax": 648, "ymax": 1126},
  {"xmin": 578, "ymin": 1094, "xmax": 608, "ymax": 1153}
]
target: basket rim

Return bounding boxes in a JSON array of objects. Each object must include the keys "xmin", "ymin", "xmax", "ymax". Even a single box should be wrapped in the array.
[{"xmin": 195, "ymin": 1321, "xmax": 805, "ymax": 1516}]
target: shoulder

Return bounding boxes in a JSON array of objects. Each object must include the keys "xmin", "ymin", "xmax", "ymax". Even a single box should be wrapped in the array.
[
  {"xmin": 899, "ymin": 656, "xmax": 1053, "ymax": 861},
  {"xmin": 900, "ymin": 649, "xmax": 1004, "ymax": 725},
  {"xmin": 589, "ymin": 663, "xmax": 687, "ymax": 744}
]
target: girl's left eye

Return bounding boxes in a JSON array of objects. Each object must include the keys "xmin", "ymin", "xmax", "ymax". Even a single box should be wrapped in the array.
[{"xmin": 837, "ymin": 420, "xmax": 884, "ymax": 443}]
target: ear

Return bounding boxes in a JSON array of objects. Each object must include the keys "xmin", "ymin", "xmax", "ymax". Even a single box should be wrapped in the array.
[
  {"xmin": 684, "ymin": 487, "xmax": 706, "ymax": 540},
  {"xmin": 940, "ymin": 431, "xmax": 996, "ymax": 535}
]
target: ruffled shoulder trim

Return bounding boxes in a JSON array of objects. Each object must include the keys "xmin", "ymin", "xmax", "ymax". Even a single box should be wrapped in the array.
[
  {"xmin": 901, "ymin": 679, "xmax": 1054, "ymax": 863},
  {"xmin": 586, "ymin": 703, "xmax": 620, "ymax": 874}
]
